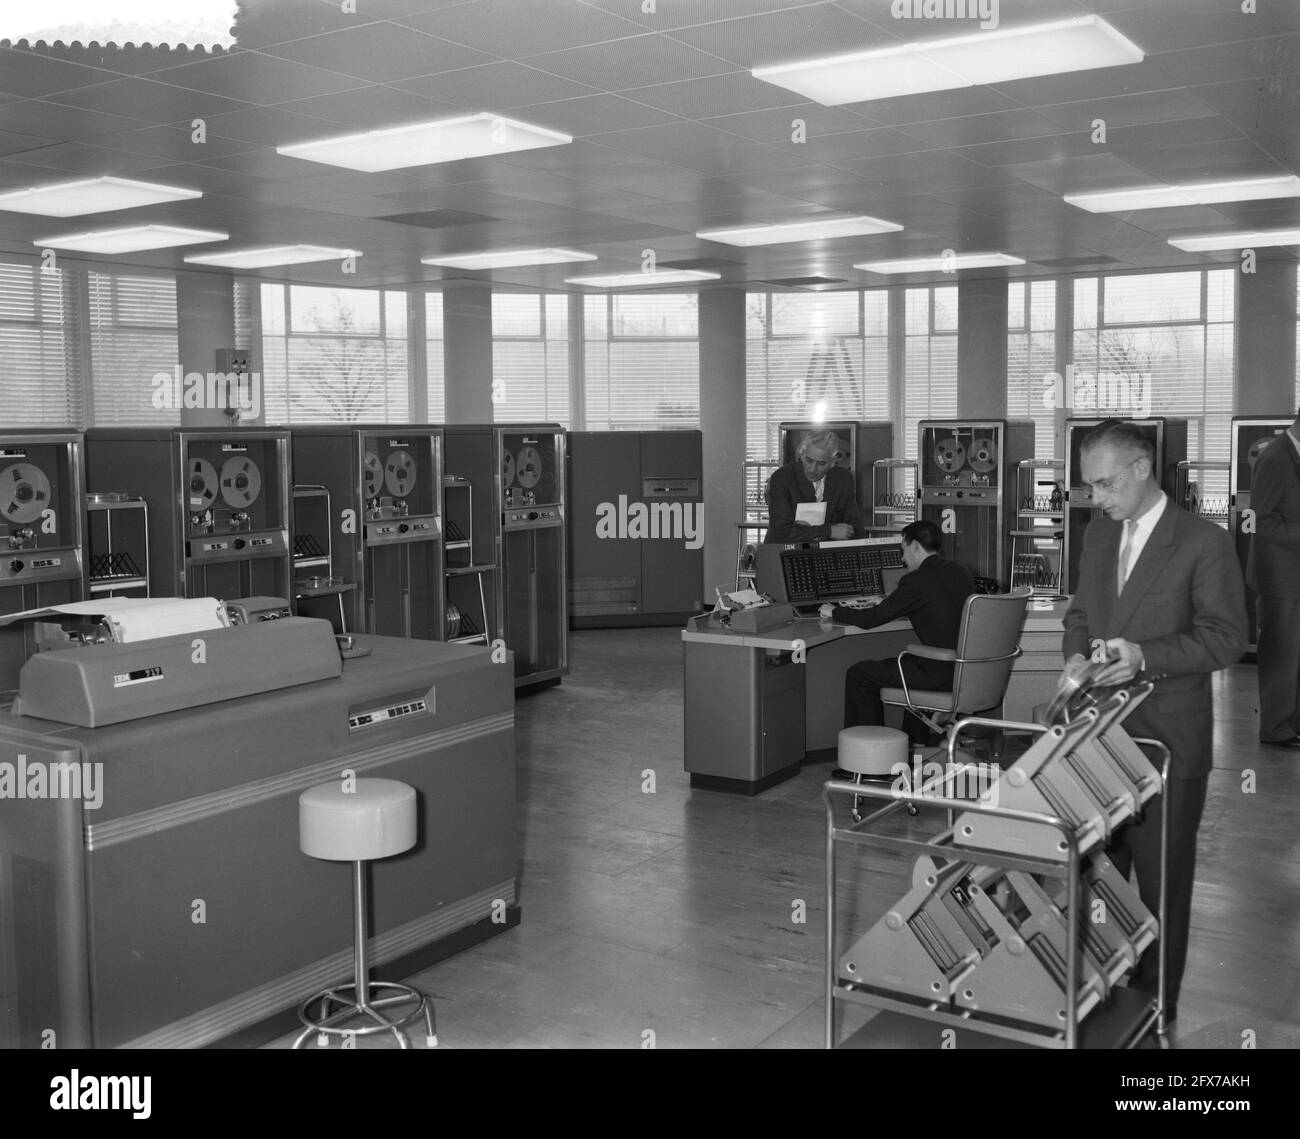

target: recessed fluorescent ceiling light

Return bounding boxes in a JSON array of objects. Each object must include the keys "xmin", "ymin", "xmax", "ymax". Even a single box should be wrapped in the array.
[
  {"xmin": 0, "ymin": 0, "xmax": 237, "ymax": 48},
  {"xmin": 856, "ymin": 253, "xmax": 1024, "ymax": 274},
  {"xmin": 0, "ymin": 176, "xmax": 202, "ymax": 217},
  {"xmin": 35, "ymin": 224, "xmax": 228, "ymax": 253},
  {"xmin": 752, "ymin": 15, "xmax": 1143, "ymax": 104},
  {"xmin": 1168, "ymin": 228, "xmax": 1300, "ymax": 253},
  {"xmin": 184, "ymin": 244, "xmax": 360, "ymax": 268},
  {"xmin": 564, "ymin": 270, "xmax": 721, "ymax": 288},
  {"xmin": 277, "ymin": 113, "xmax": 572, "ymax": 172},
  {"xmin": 697, "ymin": 215, "xmax": 903, "ymax": 245},
  {"xmin": 422, "ymin": 248, "xmax": 597, "ymax": 270},
  {"xmin": 1066, "ymin": 175, "xmax": 1300, "ymax": 214}
]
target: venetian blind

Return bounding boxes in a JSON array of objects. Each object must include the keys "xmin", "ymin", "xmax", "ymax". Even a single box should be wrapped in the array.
[{"xmin": 0, "ymin": 257, "xmax": 82, "ymax": 426}]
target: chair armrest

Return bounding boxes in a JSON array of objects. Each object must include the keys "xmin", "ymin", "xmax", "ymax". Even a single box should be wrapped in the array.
[{"xmin": 903, "ymin": 643, "xmax": 956, "ymax": 663}]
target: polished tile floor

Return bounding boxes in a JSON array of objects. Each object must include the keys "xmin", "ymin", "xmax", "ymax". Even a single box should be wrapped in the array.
[{"xmin": 280, "ymin": 627, "xmax": 1300, "ymax": 1049}]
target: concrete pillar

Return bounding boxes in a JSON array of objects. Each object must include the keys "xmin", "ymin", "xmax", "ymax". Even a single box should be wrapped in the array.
[
  {"xmin": 699, "ymin": 288, "xmax": 747, "ymax": 595},
  {"xmin": 1236, "ymin": 259, "xmax": 1297, "ymax": 415},
  {"xmin": 175, "ymin": 271, "xmax": 245, "ymax": 426},
  {"xmin": 957, "ymin": 276, "xmax": 1008, "ymax": 419},
  {"xmin": 442, "ymin": 280, "xmax": 494, "ymax": 423}
]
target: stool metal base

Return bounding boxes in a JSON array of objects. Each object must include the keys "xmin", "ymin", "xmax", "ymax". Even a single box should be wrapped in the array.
[{"xmin": 292, "ymin": 980, "xmax": 437, "ymax": 1049}]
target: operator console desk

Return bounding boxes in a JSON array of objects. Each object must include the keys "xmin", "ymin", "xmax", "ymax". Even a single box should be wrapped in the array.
[{"xmin": 682, "ymin": 598, "xmax": 1070, "ymax": 795}]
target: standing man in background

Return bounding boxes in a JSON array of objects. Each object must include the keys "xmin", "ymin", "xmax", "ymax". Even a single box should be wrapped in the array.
[
  {"xmin": 1059, "ymin": 420, "xmax": 1247, "ymax": 1021},
  {"xmin": 763, "ymin": 430, "xmax": 864, "ymax": 544},
  {"xmin": 1247, "ymin": 407, "xmax": 1300, "ymax": 750}
]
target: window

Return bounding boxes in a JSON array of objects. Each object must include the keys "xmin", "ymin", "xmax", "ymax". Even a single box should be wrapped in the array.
[
  {"xmin": 585, "ymin": 294, "xmax": 698, "ymax": 430},
  {"xmin": 260, "ymin": 284, "xmax": 410, "ymax": 423},
  {"xmin": 87, "ymin": 270, "xmax": 179, "ymax": 426},
  {"xmin": 0, "ymin": 257, "xmax": 81, "ymax": 426},
  {"xmin": 1007, "ymin": 280, "xmax": 1058, "ymax": 459},
  {"xmin": 746, "ymin": 290, "xmax": 890, "ymax": 461},
  {"xmin": 492, "ymin": 293, "xmax": 570, "ymax": 425},
  {"xmin": 903, "ymin": 285, "xmax": 958, "ymax": 460},
  {"xmin": 1072, "ymin": 268, "xmax": 1234, "ymax": 500},
  {"xmin": 425, "ymin": 291, "xmax": 444, "ymax": 422}
]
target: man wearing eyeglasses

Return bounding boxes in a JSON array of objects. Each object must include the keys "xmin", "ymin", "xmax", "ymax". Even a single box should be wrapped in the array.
[{"xmin": 1058, "ymin": 419, "xmax": 1247, "ymax": 1025}]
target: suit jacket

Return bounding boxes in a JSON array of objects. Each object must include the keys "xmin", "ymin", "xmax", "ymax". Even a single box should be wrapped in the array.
[
  {"xmin": 1246, "ymin": 430, "xmax": 1300, "ymax": 598},
  {"xmin": 764, "ymin": 463, "xmax": 863, "ymax": 544},
  {"xmin": 1063, "ymin": 498, "xmax": 1247, "ymax": 779},
  {"xmin": 832, "ymin": 555, "xmax": 975, "ymax": 679}
]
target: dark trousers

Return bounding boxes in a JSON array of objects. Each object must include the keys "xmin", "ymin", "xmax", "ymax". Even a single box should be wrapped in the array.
[
  {"xmin": 1109, "ymin": 773, "xmax": 1209, "ymax": 1011},
  {"xmin": 1257, "ymin": 594, "xmax": 1300, "ymax": 741},
  {"xmin": 844, "ymin": 657, "xmax": 949, "ymax": 745}
]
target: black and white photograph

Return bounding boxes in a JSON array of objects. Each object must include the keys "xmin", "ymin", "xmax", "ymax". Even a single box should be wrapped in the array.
[{"xmin": 0, "ymin": 0, "xmax": 1295, "ymax": 1106}]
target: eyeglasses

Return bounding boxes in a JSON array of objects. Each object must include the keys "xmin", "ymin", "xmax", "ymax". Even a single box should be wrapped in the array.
[{"xmin": 1086, "ymin": 457, "xmax": 1140, "ymax": 495}]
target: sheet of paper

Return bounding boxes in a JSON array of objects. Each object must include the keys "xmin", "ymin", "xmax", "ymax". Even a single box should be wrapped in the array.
[{"xmin": 795, "ymin": 502, "xmax": 827, "ymax": 526}]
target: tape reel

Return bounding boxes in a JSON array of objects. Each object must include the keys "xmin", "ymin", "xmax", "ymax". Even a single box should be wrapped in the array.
[
  {"xmin": 501, "ymin": 449, "xmax": 516, "ymax": 488},
  {"xmin": 968, "ymin": 437, "xmax": 998, "ymax": 474},
  {"xmin": 446, "ymin": 602, "xmax": 462, "ymax": 640},
  {"xmin": 516, "ymin": 446, "xmax": 542, "ymax": 489},
  {"xmin": 220, "ymin": 456, "xmax": 262, "ymax": 509},
  {"xmin": 1247, "ymin": 437, "xmax": 1273, "ymax": 469},
  {"xmin": 1, "ymin": 461, "xmax": 51, "ymax": 524},
  {"xmin": 363, "ymin": 451, "xmax": 383, "ymax": 498},
  {"xmin": 740, "ymin": 543, "xmax": 757, "ymax": 576},
  {"xmin": 934, "ymin": 437, "xmax": 967, "ymax": 473},
  {"xmin": 384, "ymin": 449, "xmax": 417, "ymax": 498},
  {"xmin": 187, "ymin": 459, "xmax": 218, "ymax": 511}
]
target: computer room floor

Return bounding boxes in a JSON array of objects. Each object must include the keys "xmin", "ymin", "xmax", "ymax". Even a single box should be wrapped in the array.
[{"xmin": 271, "ymin": 628, "xmax": 1300, "ymax": 1050}]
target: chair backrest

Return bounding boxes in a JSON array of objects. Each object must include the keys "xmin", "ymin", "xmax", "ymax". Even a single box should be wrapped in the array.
[{"xmin": 950, "ymin": 586, "xmax": 1032, "ymax": 714}]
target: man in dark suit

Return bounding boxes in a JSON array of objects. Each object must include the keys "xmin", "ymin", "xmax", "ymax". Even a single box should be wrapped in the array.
[
  {"xmin": 823, "ymin": 518, "xmax": 974, "ymax": 745},
  {"xmin": 1246, "ymin": 408, "xmax": 1300, "ymax": 749},
  {"xmin": 764, "ymin": 430, "xmax": 864, "ymax": 544},
  {"xmin": 1060, "ymin": 420, "xmax": 1247, "ymax": 1021}
]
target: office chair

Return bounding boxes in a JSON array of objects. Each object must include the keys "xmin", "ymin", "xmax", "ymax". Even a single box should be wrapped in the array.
[{"xmin": 880, "ymin": 586, "xmax": 1032, "ymax": 753}]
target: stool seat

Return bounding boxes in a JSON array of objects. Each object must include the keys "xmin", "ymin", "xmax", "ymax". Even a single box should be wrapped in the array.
[
  {"xmin": 837, "ymin": 725, "xmax": 909, "ymax": 778},
  {"xmin": 299, "ymin": 778, "xmax": 417, "ymax": 862}
]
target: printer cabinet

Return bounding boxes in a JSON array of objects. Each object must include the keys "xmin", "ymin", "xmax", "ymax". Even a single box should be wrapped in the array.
[{"xmin": 0, "ymin": 636, "xmax": 516, "ymax": 1048}]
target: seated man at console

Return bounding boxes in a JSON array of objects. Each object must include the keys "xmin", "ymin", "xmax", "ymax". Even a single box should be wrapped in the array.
[
  {"xmin": 764, "ymin": 430, "xmax": 864, "ymax": 544},
  {"xmin": 819, "ymin": 519, "xmax": 974, "ymax": 745}
]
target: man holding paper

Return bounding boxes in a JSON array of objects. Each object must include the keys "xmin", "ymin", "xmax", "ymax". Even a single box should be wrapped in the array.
[{"xmin": 763, "ymin": 430, "xmax": 864, "ymax": 544}]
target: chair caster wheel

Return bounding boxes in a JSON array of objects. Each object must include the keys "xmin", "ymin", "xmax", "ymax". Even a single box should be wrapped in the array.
[
  {"xmin": 906, "ymin": 803, "xmax": 918, "ymax": 817},
  {"xmin": 317, "ymin": 1033, "xmax": 329, "ymax": 1048},
  {"xmin": 426, "ymin": 1034, "xmax": 438, "ymax": 1048}
]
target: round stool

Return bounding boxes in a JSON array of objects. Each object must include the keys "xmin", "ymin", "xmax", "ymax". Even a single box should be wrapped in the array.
[
  {"xmin": 837, "ymin": 726, "xmax": 912, "ymax": 821},
  {"xmin": 293, "ymin": 778, "xmax": 437, "ymax": 1049}
]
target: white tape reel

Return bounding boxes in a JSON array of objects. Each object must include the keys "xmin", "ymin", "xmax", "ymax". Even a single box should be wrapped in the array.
[
  {"xmin": 384, "ymin": 449, "xmax": 417, "ymax": 497},
  {"xmin": 933, "ymin": 437, "xmax": 966, "ymax": 473},
  {"xmin": 220, "ymin": 455, "xmax": 263, "ymax": 508},
  {"xmin": 516, "ymin": 445, "xmax": 542, "ymax": 489},
  {"xmin": 1, "ymin": 461, "xmax": 51, "ymax": 524},
  {"xmin": 968, "ymin": 437, "xmax": 998, "ymax": 474},
  {"xmin": 502, "ymin": 449, "xmax": 516, "ymax": 488},
  {"xmin": 187, "ymin": 459, "xmax": 218, "ymax": 511},
  {"xmin": 363, "ymin": 451, "xmax": 383, "ymax": 498}
]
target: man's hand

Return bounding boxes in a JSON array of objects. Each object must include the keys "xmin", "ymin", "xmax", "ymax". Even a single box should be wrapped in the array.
[
  {"xmin": 1092, "ymin": 637, "xmax": 1145, "ymax": 684},
  {"xmin": 829, "ymin": 523, "xmax": 853, "ymax": 540},
  {"xmin": 1057, "ymin": 653, "xmax": 1091, "ymax": 692}
]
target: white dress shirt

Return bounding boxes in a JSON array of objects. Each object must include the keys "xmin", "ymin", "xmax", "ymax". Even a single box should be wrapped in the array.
[{"xmin": 1120, "ymin": 492, "xmax": 1168, "ymax": 587}]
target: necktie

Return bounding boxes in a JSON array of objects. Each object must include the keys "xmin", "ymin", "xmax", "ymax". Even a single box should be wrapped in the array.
[
  {"xmin": 1117, "ymin": 519, "xmax": 1136, "ymax": 595},
  {"xmin": 813, "ymin": 478, "xmax": 825, "ymax": 503}
]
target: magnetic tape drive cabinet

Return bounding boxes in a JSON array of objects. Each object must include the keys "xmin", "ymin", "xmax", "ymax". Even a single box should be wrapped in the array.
[
  {"xmin": 917, "ymin": 420, "xmax": 1033, "ymax": 590},
  {"xmin": 1230, "ymin": 416, "xmax": 1292, "ymax": 651},
  {"xmin": 1063, "ymin": 418, "xmax": 1187, "ymax": 596},
  {"xmin": 567, "ymin": 430, "xmax": 703, "ymax": 628},
  {"xmin": 290, "ymin": 426, "xmax": 445, "ymax": 641},
  {"xmin": 84, "ymin": 428, "xmax": 291, "ymax": 602},
  {"xmin": 0, "ymin": 429, "xmax": 86, "ymax": 695},
  {"xmin": 777, "ymin": 420, "xmax": 893, "ymax": 515},
  {"xmin": 444, "ymin": 423, "xmax": 567, "ymax": 687}
]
